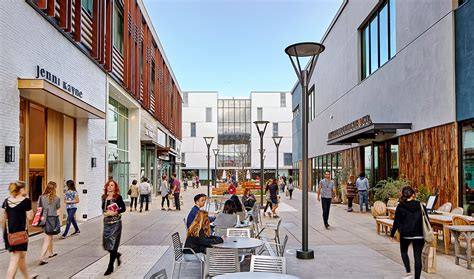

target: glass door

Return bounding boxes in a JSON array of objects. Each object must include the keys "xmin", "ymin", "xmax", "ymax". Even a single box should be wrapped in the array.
[{"xmin": 461, "ymin": 121, "xmax": 474, "ymax": 216}]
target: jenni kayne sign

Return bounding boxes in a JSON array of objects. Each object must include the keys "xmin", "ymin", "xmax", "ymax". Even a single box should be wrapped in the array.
[
  {"xmin": 328, "ymin": 115, "xmax": 373, "ymax": 140},
  {"xmin": 35, "ymin": 65, "xmax": 83, "ymax": 98}
]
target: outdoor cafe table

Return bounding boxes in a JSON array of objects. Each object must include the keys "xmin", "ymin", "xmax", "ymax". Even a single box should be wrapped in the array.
[
  {"xmin": 428, "ymin": 214, "xmax": 474, "ymax": 254},
  {"xmin": 214, "ymin": 272, "xmax": 299, "ymax": 279},
  {"xmin": 212, "ymin": 237, "xmax": 264, "ymax": 250},
  {"xmin": 447, "ymin": 225, "xmax": 474, "ymax": 269}
]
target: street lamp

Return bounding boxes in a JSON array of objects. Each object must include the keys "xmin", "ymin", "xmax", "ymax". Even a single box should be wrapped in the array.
[
  {"xmin": 254, "ymin": 120, "xmax": 269, "ymax": 207},
  {"xmin": 212, "ymin": 148, "xmax": 219, "ymax": 188},
  {"xmin": 203, "ymin": 136, "xmax": 214, "ymax": 197},
  {"xmin": 272, "ymin": 136, "xmax": 283, "ymax": 180},
  {"xmin": 285, "ymin": 42, "xmax": 325, "ymax": 260}
]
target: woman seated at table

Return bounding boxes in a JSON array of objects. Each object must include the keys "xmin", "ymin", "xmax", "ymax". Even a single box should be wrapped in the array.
[
  {"xmin": 184, "ymin": 210, "xmax": 223, "ymax": 260},
  {"xmin": 242, "ymin": 188, "xmax": 256, "ymax": 211},
  {"xmin": 230, "ymin": 195, "xmax": 245, "ymax": 213},
  {"xmin": 214, "ymin": 200, "xmax": 238, "ymax": 234}
]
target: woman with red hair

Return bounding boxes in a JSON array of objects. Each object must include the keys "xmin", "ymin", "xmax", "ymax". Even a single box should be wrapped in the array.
[{"xmin": 102, "ymin": 179, "xmax": 126, "ymax": 276}]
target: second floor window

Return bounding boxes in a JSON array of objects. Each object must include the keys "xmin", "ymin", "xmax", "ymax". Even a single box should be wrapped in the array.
[
  {"xmin": 284, "ymin": 153, "xmax": 292, "ymax": 166},
  {"xmin": 280, "ymin": 93, "xmax": 286, "ymax": 107},
  {"xmin": 361, "ymin": 0, "xmax": 396, "ymax": 79},
  {"xmin": 82, "ymin": 0, "xmax": 93, "ymax": 15},
  {"xmin": 206, "ymin": 107, "xmax": 212, "ymax": 122},
  {"xmin": 308, "ymin": 87, "xmax": 315, "ymax": 121},
  {"xmin": 273, "ymin": 123, "xmax": 279, "ymax": 137},
  {"xmin": 113, "ymin": 3, "xmax": 124, "ymax": 56},
  {"xmin": 190, "ymin": 123, "xmax": 196, "ymax": 137},
  {"xmin": 257, "ymin": 107, "xmax": 263, "ymax": 121}
]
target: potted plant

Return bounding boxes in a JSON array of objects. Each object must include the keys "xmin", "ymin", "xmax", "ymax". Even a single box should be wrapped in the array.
[
  {"xmin": 415, "ymin": 184, "xmax": 433, "ymax": 205},
  {"xmin": 374, "ymin": 177, "xmax": 410, "ymax": 206}
]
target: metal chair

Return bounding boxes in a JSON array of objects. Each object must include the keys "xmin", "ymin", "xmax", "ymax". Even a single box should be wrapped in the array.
[
  {"xmin": 258, "ymin": 235, "xmax": 288, "ymax": 257},
  {"xmin": 170, "ymin": 232, "xmax": 204, "ymax": 279},
  {"xmin": 250, "ymin": 255, "xmax": 287, "ymax": 274},
  {"xmin": 264, "ymin": 218, "xmax": 282, "ymax": 248},
  {"xmin": 150, "ymin": 269, "xmax": 168, "ymax": 279},
  {"xmin": 227, "ymin": 228, "xmax": 251, "ymax": 237},
  {"xmin": 203, "ymin": 248, "xmax": 240, "ymax": 278}
]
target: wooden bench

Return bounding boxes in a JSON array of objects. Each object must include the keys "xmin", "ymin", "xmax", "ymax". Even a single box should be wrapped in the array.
[{"xmin": 376, "ymin": 219, "xmax": 399, "ymax": 240}]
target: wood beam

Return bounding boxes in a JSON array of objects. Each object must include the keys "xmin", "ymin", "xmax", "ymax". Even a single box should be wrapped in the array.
[
  {"xmin": 47, "ymin": 0, "xmax": 55, "ymax": 16},
  {"xmin": 105, "ymin": 0, "xmax": 113, "ymax": 71},
  {"xmin": 73, "ymin": 0, "xmax": 81, "ymax": 41}
]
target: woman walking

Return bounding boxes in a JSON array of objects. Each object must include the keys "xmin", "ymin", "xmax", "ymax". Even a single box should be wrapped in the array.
[
  {"xmin": 102, "ymin": 179, "xmax": 126, "ymax": 276},
  {"xmin": 160, "ymin": 175, "xmax": 171, "ymax": 210},
  {"xmin": 287, "ymin": 177, "xmax": 294, "ymax": 200},
  {"xmin": 2, "ymin": 181, "xmax": 34, "ymax": 279},
  {"xmin": 269, "ymin": 179, "xmax": 280, "ymax": 218},
  {"xmin": 346, "ymin": 175, "xmax": 357, "ymax": 212},
  {"xmin": 38, "ymin": 181, "xmax": 61, "ymax": 265},
  {"xmin": 128, "ymin": 180, "xmax": 139, "ymax": 211},
  {"xmin": 263, "ymin": 179, "xmax": 273, "ymax": 217},
  {"xmin": 61, "ymin": 180, "xmax": 80, "ymax": 239},
  {"xmin": 391, "ymin": 186, "xmax": 427, "ymax": 279}
]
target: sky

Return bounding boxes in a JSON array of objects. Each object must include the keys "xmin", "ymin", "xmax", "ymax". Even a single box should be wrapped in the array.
[{"xmin": 143, "ymin": 0, "xmax": 343, "ymax": 97}]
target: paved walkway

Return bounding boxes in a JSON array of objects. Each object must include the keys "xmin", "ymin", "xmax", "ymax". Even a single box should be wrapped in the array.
[{"xmin": 0, "ymin": 187, "xmax": 472, "ymax": 278}]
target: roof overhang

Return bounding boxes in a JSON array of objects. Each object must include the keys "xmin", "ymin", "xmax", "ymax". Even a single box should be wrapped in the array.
[
  {"xmin": 327, "ymin": 123, "xmax": 412, "ymax": 145},
  {"xmin": 18, "ymin": 79, "xmax": 105, "ymax": 119}
]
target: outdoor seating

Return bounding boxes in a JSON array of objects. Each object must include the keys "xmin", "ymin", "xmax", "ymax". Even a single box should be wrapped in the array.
[
  {"xmin": 227, "ymin": 228, "xmax": 251, "ymax": 237},
  {"xmin": 437, "ymin": 202, "xmax": 452, "ymax": 213},
  {"xmin": 170, "ymin": 232, "xmax": 204, "ymax": 279},
  {"xmin": 259, "ymin": 234, "xmax": 288, "ymax": 257},
  {"xmin": 452, "ymin": 216, "xmax": 474, "ymax": 252},
  {"xmin": 451, "ymin": 207, "xmax": 464, "ymax": 215},
  {"xmin": 250, "ymin": 255, "xmax": 287, "ymax": 274},
  {"xmin": 263, "ymin": 218, "xmax": 282, "ymax": 246},
  {"xmin": 203, "ymin": 248, "xmax": 240, "ymax": 278},
  {"xmin": 150, "ymin": 269, "xmax": 168, "ymax": 279},
  {"xmin": 375, "ymin": 219, "xmax": 399, "ymax": 240}
]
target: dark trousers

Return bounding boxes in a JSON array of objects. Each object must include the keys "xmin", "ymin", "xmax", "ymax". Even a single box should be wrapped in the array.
[
  {"xmin": 400, "ymin": 238, "xmax": 424, "ymax": 279},
  {"xmin": 264, "ymin": 201, "xmax": 272, "ymax": 213},
  {"xmin": 107, "ymin": 250, "xmax": 121, "ymax": 270},
  {"xmin": 161, "ymin": 195, "xmax": 170, "ymax": 208},
  {"xmin": 347, "ymin": 197, "xmax": 354, "ymax": 208},
  {"xmin": 62, "ymin": 208, "xmax": 79, "ymax": 236},
  {"xmin": 288, "ymin": 189, "xmax": 293, "ymax": 199},
  {"xmin": 174, "ymin": 192, "xmax": 180, "ymax": 210},
  {"xmin": 130, "ymin": 197, "xmax": 138, "ymax": 210},
  {"xmin": 140, "ymin": 194, "xmax": 149, "ymax": 211},
  {"xmin": 321, "ymin": 197, "xmax": 332, "ymax": 226}
]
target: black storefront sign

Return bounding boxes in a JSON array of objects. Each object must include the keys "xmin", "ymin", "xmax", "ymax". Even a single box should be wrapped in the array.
[
  {"xmin": 328, "ymin": 115, "xmax": 373, "ymax": 140},
  {"xmin": 35, "ymin": 65, "xmax": 83, "ymax": 98}
]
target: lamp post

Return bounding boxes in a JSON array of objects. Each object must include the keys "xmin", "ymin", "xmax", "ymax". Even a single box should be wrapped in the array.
[
  {"xmin": 272, "ymin": 136, "xmax": 283, "ymax": 180},
  {"xmin": 254, "ymin": 121, "xmax": 269, "ymax": 207},
  {"xmin": 203, "ymin": 137, "xmax": 214, "ymax": 197},
  {"xmin": 212, "ymin": 148, "xmax": 219, "ymax": 188},
  {"xmin": 285, "ymin": 42, "xmax": 325, "ymax": 260}
]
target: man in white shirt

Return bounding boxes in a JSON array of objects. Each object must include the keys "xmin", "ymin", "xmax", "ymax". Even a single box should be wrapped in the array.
[{"xmin": 139, "ymin": 177, "xmax": 151, "ymax": 212}]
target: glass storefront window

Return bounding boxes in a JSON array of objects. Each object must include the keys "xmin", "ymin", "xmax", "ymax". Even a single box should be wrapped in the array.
[
  {"xmin": 108, "ymin": 97, "xmax": 129, "ymax": 195},
  {"xmin": 390, "ymin": 143, "xmax": 399, "ymax": 179},
  {"xmin": 461, "ymin": 122, "xmax": 474, "ymax": 216},
  {"xmin": 364, "ymin": 146, "xmax": 372, "ymax": 183}
]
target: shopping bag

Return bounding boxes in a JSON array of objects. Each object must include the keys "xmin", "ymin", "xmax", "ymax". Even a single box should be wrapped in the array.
[
  {"xmin": 422, "ymin": 245, "xmax": 437, "ymax": 273},
  {"xmin": 32, "ymin": 207, "xmax": 43, "ymax": 227}
]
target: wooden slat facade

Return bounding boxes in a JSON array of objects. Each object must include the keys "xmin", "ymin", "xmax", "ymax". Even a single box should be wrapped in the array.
[{"xmin": 399, "ymin": 123, "xmax": 459, "ymax": 206}]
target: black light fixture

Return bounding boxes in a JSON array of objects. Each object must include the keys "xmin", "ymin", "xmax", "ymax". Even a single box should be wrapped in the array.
[
  {"xmin": 272, "ymin": 136, "xmax": 283, "ymax": 179},
  {"xmin": 212, "ymin": 148, "xmax": 219, "ymax": 188},
  {"xmin": 91, "ymin": 157, "xmax": 97, "ymax": 168},
  {"xmin": 203, "ymin": 136, "xmax": 214, "ymax": 197},
  {"xmin": 254, "ymin": 120, "xmax": 269, "ymax": 207},
  {"xmin": 285, "ymin": 42, "xmax": 325, "ymax": 260},
  {"xmin": 5, "ymin": 146, "xmax": 15, "ymax": 163}
]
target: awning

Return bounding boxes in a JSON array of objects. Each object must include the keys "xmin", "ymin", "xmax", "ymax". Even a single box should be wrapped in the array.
[
  {"xmin": 18, "ymin": 79, "xmax": 105, "ymax": 119},
  {"xmin": 327, "ymin": 123, "xmax": 412, "ymax": 145}
]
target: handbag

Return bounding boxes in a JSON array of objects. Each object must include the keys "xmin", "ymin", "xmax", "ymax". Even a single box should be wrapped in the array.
[
  {"xmin": 3, "ymin": 199, "xmax": 29, "ymax": 246},
  {"xmin": 32, "ymin": 197, "xmax": 45, "ymax": 227},
  {"xmin": 127, "ymin": 188, "xmax": 132, "ymax": 196},
  {"xmin": 420, "ymin": 204, "xmax": 434, "ymax": 243},
  {"xmin": 45, "ymin": 215, "xmax": 61, "ymax": 235},
  {"xmin": 422, "ymin": 245, "xmax": 437, "ymax": 273}
]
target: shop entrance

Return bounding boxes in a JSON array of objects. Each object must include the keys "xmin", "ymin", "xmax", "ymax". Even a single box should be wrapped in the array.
[
  {"xmin": 362, "ymin": 140, "xmax": 399, "ymax": 188},
  {"xmin": 141, "ymin": 144, "xmax": 157, "ymax": 192},
  {"xmin": 460, "ymin": 121, "xmax": 474, "ymax": 216}
]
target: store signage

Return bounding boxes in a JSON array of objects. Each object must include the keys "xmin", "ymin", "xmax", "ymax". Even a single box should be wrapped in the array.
[
  {"xmin": 144, "ymin": 122, "xmax": 155, "ymax": 139},
  {"xmin": 35, "ymin": 65, "xmax": 83, "ymax": 98},
  {"xmin": 328, "ymin": 115, "xmax": 373, "ymax": 140}
]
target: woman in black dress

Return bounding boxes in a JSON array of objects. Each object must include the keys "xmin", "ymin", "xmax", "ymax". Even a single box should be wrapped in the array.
[
  {"xmin": 2, "ymin": 181, "xmax": 34, "ymax": 279},
  {"xmin": 102, "ymin": 179, "xmax": 126, "ymax": 276},
  {"xmin": 269, "ymin": 179, "xmax": 279, "ymax": 218}
]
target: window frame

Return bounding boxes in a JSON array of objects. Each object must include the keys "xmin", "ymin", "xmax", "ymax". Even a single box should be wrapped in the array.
[{"xmin": 190, "ymin": 122, "xmax": 196, "ymax": 137}]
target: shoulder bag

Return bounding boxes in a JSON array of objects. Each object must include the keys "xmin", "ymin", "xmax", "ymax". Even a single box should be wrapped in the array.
[
  {"xmin": 3, "ymin": 199, "xmax": 29, "ymax": 246},
  {"xmin": 32, "ymin": 197, "xmax": 46, "ymax": 227},
  {"xmin": 420, "ymin": 204, "xmax": 434, "ymax": 243}
]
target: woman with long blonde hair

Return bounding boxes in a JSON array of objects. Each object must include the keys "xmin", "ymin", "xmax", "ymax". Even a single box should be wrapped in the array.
[
  {"xmin": 38, "ymin": 181, "xmax": 61, "ymax": 265},
  {"xmin": 183, "ymin": 210, "xmax": 223, "ymax": 260}
]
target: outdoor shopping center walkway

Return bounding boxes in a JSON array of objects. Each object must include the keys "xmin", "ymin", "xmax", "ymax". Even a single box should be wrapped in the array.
[{"xmin": 0, "ymin": 187, "xmax": 472, "ymax": 278}]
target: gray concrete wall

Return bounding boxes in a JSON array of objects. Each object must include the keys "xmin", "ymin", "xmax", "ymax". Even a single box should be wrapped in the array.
[{"xmin": 307, "ymin": 0, "xmax": 456, "ymax": 157}]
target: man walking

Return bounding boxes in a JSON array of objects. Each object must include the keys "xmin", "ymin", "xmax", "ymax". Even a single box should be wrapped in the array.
[
  {"xmin": 356, "ymin": 172, "xmax": 370, "ymax": 212},
  {"xmin": 139, "ymin": 177, "xmax": 151, "ymax": 212},
  {"xmin": 172, "ymin": 174, "xmax": 181, "ymax": 211},
  {"xmin": 317, "ymin": 171, "xmax": 335, "ymax": 229}
]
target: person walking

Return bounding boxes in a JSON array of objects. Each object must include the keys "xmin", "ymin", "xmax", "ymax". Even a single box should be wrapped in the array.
[
  {"xmin": 139, "ymin": 177, "xmax": 151, "ymax": 212},
  {"xmin": 263, "ymin": 179, "xmax": 273, "ymax": 217},
  {"xmin": 2, "ymin": 181, "xmax": 34, "ymax": 279},
  {"xmin": 172, "ymin": 174, "xmax": 181, "ymax": 211},
  {"xmin": 356, "ymin": 172, "xmax": 370, "ymax": 212},
  {"xmin": 391, "ymin": 186, "xmax": 427, "ymax": 279},
  {"xmin": 269, "ymin": 179, "xmax": 280, "ymax": 218},
  {"xmin": 160, "ymin": 175, "xmax": 171, "ymax": 210},
  {"xmin": 61, "ymin": 180, "xmax": 80, "ymax": 239},
  {"xmin": 317, "ymin": 171, "xmax": 335, "ymax": 229},
  {"xmin": 287, "ymin": 177, "xmax": 294, "ymax": 200},
  {"xmin": 102, "ymin": 179, "xmax": 126, "ymax": 276},
  {"xmin": 183, "ymin": 177, "xmax": 188, "ymax": 191},
  {"xmin": 346, "ymin": 175, "xmax": 357, "ymax": 212},
  {"xmin": 38, "ymin": 181, "xmax": 61, "ymax": 265},
  {"xmin": 128, "ymin": 180, "xmax": 139, "ymax": 211}
]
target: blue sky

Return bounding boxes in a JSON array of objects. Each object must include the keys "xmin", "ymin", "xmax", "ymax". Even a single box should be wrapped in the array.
[{"xmin": 143, "ymin": 0, "xmax": 343, "ymax": 97}]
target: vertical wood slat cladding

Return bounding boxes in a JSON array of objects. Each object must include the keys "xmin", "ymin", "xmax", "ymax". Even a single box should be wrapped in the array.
[
  {"xmin": 399, "ymin": 123, "xmax": 458, "ymax": 206},
  {"xmin": 37, "ymin": 0, "xmax": 47, "ymax": 9},
  {"xmin": 58, "ymin": 0, "xmax": 71, "ymax": 30},
  {"xmin": 47, "ymin": 0, "xmax": 55, "ymax": 16},
  {"xmin": 91, "ymin": 0, "xmax": 99, "ymax": 59},
  {"xmin": 105, "ymin": 0, "xmax": 112, "ymax": 71},
  {"xmin": 123, "ymin": 0, "xmax": 130, "ymax": 89},
  {"xmin": 99, "ymin": 0, "xmax": 105, "ymax": 65},
  {"xmin": 341, "ymin": 147, "xmax": 362, "ymax": 176},
  {"xmin": 73, "ymin": 0, "xmax": 81, "ymax": 41}
]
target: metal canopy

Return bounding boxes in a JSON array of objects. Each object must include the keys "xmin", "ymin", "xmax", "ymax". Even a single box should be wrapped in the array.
[{"xmin": 327, "ymin": 123, "xmax": 412, "ymax": 145}]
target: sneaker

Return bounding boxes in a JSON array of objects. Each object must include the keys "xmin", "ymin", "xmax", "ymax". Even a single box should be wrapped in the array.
[
  {"xmin": 60, "ymin": 235, "xmax": 66, "ymax": 239},
  {"xmin": 325, "ymin": 224, "xmax": 330, "ymax": 229},
  {"xmin": 161, "ymin": 208, "xmax": 166, "ymax": 211},
  {"xmin": 72, "ymin": 231, "xmax": 80, "ymax": 236}
]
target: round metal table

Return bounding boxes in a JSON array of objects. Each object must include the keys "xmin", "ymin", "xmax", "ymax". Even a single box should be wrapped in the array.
[
  {"xmin": 214, "ymin": 272, "xmax": 299, "ymax": 279},
  {"xmin": 212, "ymin": 237, "xmax": 264, "ymax": 250}
]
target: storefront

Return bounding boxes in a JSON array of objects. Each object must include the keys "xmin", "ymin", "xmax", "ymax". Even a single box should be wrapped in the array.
[{"xmin": 460, "ymin": 121, "xmax": 474, "ymax": 216}]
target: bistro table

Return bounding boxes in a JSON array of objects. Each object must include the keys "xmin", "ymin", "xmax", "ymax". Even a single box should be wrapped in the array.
[
  {"xmin": 447, "ymin": 225, "xmax": 474, "ymax": 269},
  {"xmin": 214, "ymin": 272, "xmax": 299, "ymax": 279},
  {"xmin": 429, "ymin": 214, "xmax": 474, "ymax": 254},
  {"xmin": 213, "ymin": 237, "xmax": 264, "ymax": 250}
]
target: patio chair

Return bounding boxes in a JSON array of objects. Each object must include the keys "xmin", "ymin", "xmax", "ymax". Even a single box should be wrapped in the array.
[
  {"xmin": 437, "ymin": 202, "xmax": 452, "ymax": 213},
  {"xmin": 263, "ymin": 218, "xmax": 282, "ymax": 248},
  {"xmin": 150, "ymin": 269, "xmax": 168, "ymax": 279},
  {"xmin": 214, "ymin": 226, "xmax": 227, "ymax": 237},
  {"xmin": 227, "ymin": 228, "xmax": 251, "ymax": 238},
  {"xmin": 452, "ymin": 215, "xmax": 474, "ymax": 255},
  {"xmin": 451, "ymin": 207, "xmax": 464, "ymax": 215},
  {"xmin": 170, "ymin": 232, "xmax": 204, "ymax": 279},
  {"xmin": 258, "ymin": 235, "xmax": 288, "ymax": 257},
  {"xmin": 250, "ymin": 255, "xmax": 287, "ymax": 274},
  {"xmin": 203, "ymin": 248, "xmax": 240, "ymax": 278}
]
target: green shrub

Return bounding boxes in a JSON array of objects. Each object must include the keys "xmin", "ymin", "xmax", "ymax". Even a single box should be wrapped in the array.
[
  {"xmin": 416, "ymin": 184, "xmax": 433, "ymax": 203},
  {"xmin": 374, "ymin": 177, "xmax": 410, "ymax": 204}
]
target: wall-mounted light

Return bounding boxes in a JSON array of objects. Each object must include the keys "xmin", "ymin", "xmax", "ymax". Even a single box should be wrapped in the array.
[
  {"xmin": 5, "ymin": 146, "xmax": 15, "ymax": 163},
  {"xmin": 91, "ymin": 157, "xmax": 97, "ymax": 168}
]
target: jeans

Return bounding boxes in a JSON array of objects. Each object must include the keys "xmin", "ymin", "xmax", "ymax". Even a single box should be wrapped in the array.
[
  {"xmin": 161, "ymin": 195, "xmax": 170, "ymax": 208},
  {"xmin": 174, "ymin": 192, "xmax": 181, "ymax": 210},
  {"xmin": 347, "ymin": 197, "xmax": 354, "ymax": 209},
  {"xmin": 321, "ymin": 197, "xmax": 332, "ymax": 226},
  {"xmin": 63, "ymin": 207, "xmax": 79, "ymax": 236},
  {"xmin": 130, "ymin": 197, "xmax": 138, "ymax": 210},
  {"xmin": 140, "ymin": 194, "xmax": 149, "ymax": 211},
  {"xmin": 400, "ymin": 238, "xmax": 424, "ymax": 279},
  {"xmin": 288, "ymin": 189, "xmax": 293, "ymax": 199},
  {"xmin": 359, "ymin": 191, "xmax": 369, "ymax": 211}
]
